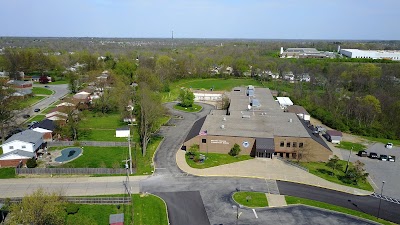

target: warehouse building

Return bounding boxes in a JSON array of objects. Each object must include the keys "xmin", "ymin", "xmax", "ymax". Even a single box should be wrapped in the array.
[
  {"xmin": 280, "ymin": 47, "xmax": 336, "ymax": 59},
  {"xmin": 340, "ymin": 48, "xmax": 400, "ymax": 61},
  {"xmin": 183, "ymin": 86, "xmax": 332, "ymax": 161}
]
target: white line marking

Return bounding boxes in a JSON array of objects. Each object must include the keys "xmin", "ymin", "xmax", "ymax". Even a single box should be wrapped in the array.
[{"xmin": 252, "ymin": 209, "xmax": 258, "ymax": 219}]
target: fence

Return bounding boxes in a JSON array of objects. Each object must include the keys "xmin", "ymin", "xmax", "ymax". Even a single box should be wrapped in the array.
[
  {"xmin": 0, "ymin": 197, "xmax": 131, "ymax": 204},
  {"xmin": 47, "ymin": 141, "xmax": 129, "ymax": 147},
  {"xmin": 371, "ymin": 193, "xmax": 400, "ymax": 205},
  {"xmin": 15, "ymin": 167, "xmax": 130, "ymax": 175},
  {"xmin": 276, "ymin": 156, "xmax": 309, "ymax": 172}
]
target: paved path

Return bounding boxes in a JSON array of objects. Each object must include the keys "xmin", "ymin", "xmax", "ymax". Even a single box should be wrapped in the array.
[
  {"xmin": 176, "ymin": 150, "xmax": 372, "ymax": 196},
  {"xmin": 266, "ymin": 194, "xmax": 287, "ymax": 207}
]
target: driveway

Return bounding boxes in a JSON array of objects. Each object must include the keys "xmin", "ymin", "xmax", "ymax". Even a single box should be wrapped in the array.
[{"xmin": 343, "ymin": 143, "xmax": 400, "ymax": 199}]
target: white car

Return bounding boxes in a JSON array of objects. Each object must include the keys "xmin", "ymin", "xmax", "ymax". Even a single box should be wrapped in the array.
[
  {"xmin": 388, "ymin": 155, "xmax": 396, "ymax": 162},
  {"xmin": 385, "ymin": 143, "xmax": 393, "ymax": 149}
]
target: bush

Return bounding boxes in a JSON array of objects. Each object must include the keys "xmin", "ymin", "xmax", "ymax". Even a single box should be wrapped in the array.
[
  {"xmin": 229, "ymin": 143, "xmax": 241, "ymax": 156},
  {"xmin": 26, "ymin": 158, "xmax": 37, "ymax": 168},
  {"xmin": 65, "ymin": 203, "xmax": 80, "ymax": 215}
]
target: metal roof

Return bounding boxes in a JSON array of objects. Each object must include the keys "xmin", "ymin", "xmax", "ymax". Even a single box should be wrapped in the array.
[
  {"xmin": 3, "ymin": 130, "xmax": 43, "ymax": 145},
  {"xmin": 0, "ymin": 150, "xmax": 35, "ymax": 159},
  {"xmin": 256, "ymin": 138, "xmax": 275, "ymax": 153}
]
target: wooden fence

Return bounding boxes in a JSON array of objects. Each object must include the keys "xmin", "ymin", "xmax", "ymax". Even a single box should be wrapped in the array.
[
  {"xmin": 47, "ymin": 141, "xmax": 129, "ymax": 147},
  {"xmin": 0, "ymin": 197, "xmax": 131, "ymax": 204},
  {"xmin": 15, "ymin": 167, "xmax": 130, "ymax": 175}
]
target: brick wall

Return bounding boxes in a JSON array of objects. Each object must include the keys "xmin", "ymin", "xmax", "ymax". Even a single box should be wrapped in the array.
[{"xmin": 0, "ymin": 159, "xmax": 28, "ymax": 167}]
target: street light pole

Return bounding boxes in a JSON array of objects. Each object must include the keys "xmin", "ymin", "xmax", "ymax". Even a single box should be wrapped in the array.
[
  {"xmin": 345, "ymin": 146, "xmax": 353, "ymax": 173},
  {"xmin": 377, "ymin": 181, "xmax": 385, "ymax": 218},
  {"xmin": 128, "ymin": 132, "xmax": 133, "ymax": 174}
]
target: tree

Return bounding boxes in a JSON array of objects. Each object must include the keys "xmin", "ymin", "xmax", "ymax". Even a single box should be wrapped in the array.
[
  {"xmin": 229, "ymin": 143, "xmax": 241, "ymax": 156},
  {"xmin": 137, "ymin": 83, "xmax": 165, "ymax": 156},
  {"xmin": 67, "ymin": 72, "xmax": 79, "ymax": 94},
  {"xmin": 0, "ymin": 79, "xmax": 19, "ymax": 143},
  {"xmin": 8, "ymin": 188, "xmax": 65, "ymax": 225},
  {"xmin": 39, "ymin": 75, "xmax": 50, "ymax": 84},
  {"xmin": 178, "ymin": 89, "xmax": 195, "ymax": 107},
  {"xmin": 326, "ymin": 155, "xmax": 342, "ymax": 176},
  {"xmin": 343, "ymin": 160, "xmax": 369, "ymax": 184},
  {"xmin": 187, "ymin": 144, "xmax": 199, "ymax": 155},
  {"xmin": 26, "ymin": 158, "xmax": 37, "ymax": 168},
  {"xmin": 62, "ymin": 107, "xmax": 81, "ymax": 140}
]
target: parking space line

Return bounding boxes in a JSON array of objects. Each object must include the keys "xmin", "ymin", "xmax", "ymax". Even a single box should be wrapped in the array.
[{"xmin": 252, "ymin": 209, "xmax": 258, "ymax": 218}]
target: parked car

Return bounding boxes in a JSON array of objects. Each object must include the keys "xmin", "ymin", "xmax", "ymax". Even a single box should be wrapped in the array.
[
  {"xmin": 34, "ymin": 108, "xmax": 40, "ymax": 112},
  {"xmin": 385, "ymin": 143, "xmax": 393, "ymax": 149},
  {"xmin": 369, "ymin": 152, "xmax": 378, "ymax": 159},
  {"xmin": 379, "ymin": 154, "xmax": 388, "ymax": 161},
  {"xmin": 44, "ymin": 85, "xmax": 49, "ymax": 88},
  {"xmin": 315, "ymin": 125, "xmax": 326, "ymax": 133},
  {"xmin": 22, "ymin": 114, "xmax": 30, "ymax": 119},
  {"xmin": 388, "ymin": 155, "xmax": 396, "ymax": 162},
  {"xmin": 357, "ymin": 151, "xmax": 368, "ymax": 157}
]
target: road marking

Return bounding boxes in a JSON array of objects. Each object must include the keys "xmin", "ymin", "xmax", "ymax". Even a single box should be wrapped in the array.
[{"xmin": 252, "ymin": 209, "xmax": 258, "ymax": 218}]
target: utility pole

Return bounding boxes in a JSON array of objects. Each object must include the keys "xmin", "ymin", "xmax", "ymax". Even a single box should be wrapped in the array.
[
  {"xmin": 345, "ymin": 146, "xmax": 353, "ymax": 173},
  {"xmin": 128, "ymin": 130, "xmax": 133, "ymax": 174},
  {"xmin": 377, "ymin": 181, "xmax": 385, "ymax": 218}
]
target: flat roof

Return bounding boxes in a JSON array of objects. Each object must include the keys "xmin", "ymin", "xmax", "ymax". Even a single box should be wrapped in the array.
[{"xmin": 201, "ymin": 87, "xmax": 310, "ymax": 138}]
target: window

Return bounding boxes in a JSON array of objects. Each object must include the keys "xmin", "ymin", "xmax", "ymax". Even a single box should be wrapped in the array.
[
  {"xmin": 292, "ymin": 142, "xmax": 297, "ymax": 148},
  {"xmin": 286, "ymin": 142, "xmax": 291, "ymax": 147},
  {"xmin": 299, "ymin": 142, "xmax": 304, "ymax": 148},
  {"xmin": 22, "ymin": 145, "xmax": 26, "ymax": 149},
  {"xmin": 9, "ymin": 146, "xmax": 14, "ymax": 150},
  {"xmin": 202, "ymin": 139, "xmax": 206, "ymax": 143},
  {"xmin": 280, "ymin": 141, "xmax": 284, "ymax": 147}
]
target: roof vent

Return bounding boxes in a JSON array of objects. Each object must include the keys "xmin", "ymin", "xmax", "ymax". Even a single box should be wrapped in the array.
[
  {"xmin": 289, "ymin": 118, "xmax": 293, "ymax": 123},
  {"xmin": 221, "ymin": 125, "xmax": 225, "ymax": 129},
  {"xmin": 242, "ymin": 114, "xmax": 251, "ymax": 119},
  {"xmin": 223, "ymin": 117, "xmax": 226, "ymax": 121}
]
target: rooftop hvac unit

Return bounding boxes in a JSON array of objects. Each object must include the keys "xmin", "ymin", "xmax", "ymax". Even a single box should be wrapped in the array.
[
  {"xmin": 289, "ymin": 118, "xmax": 293, "ymax": 123},
  {"xmin": 223, "ymin": 117, "xmax": 226, "ymax": 121},
  {"xmin": 242, "ymin": 114, "xmax": 251, "ymax": 119},
  {"xmin": 221, "ymin": 125, "xmax": 225, "ymax": 129}
]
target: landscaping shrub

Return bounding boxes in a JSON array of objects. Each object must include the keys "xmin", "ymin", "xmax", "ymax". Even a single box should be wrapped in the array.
[
  {"xmin": 65, "ymin": 203, "xmax": 80, "ymax": 215},
  {"xmin": 26, "ymin": 158, "xmax": 37, "ymax": 168},
  {"xmin": 229, "ymin": 143, "xmax": 241, "ymax": 156}
]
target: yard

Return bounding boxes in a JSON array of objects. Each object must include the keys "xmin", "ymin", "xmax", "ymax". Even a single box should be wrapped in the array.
[
  {"xmin": 80, "ymin": 112, "xmax": 126, "ymax": 130},
  {"xmin": 0, "ymin": 168, "xmax": 16, "ymax": 179},
  {"xmin": 185, "ymin": 153, "xmax": 253, "ymax": 169},
  {"xmin": 32, "ymin": 87, "xmax": 53, "ymax": 95},
  {"xmin": 285, "ymin": 196, "xmax": 393, "ymax": 225},
  {"xmin": 78, "ymin": 129, "xmax": 127, "ymax": 142},
  {"xmin": 133, "ymin": 194, "xmax": 169, "ymax": 225},
  {"xmin": 336, "ymin": 141, "xmax": 366, "ymax": 151},
  {"xmin": 19, "ymin": 96, "xmax": 46, "ymax": 108},
  {"xmin": 27, "ymin": 115, "xmax": 46, "ymax": 123},
  {"xmin": 299, "ymin": 160, "xmax": 374, "ymax": 191},
  {"xmin": 233, "ymin": 192, "xmax": 268, "ymax": 207}
]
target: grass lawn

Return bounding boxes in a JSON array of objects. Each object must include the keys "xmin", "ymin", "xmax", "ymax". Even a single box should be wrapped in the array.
[
  {"xmin": 133, "ymin": 194, "xmax": 168, "ymax": 225},
  {"xmin": 299, "ymin": 160, "xmax": 374, "ymax": 191},
  {"xmin": 162, "ymin": 78, "xmax": 263, "ymax": 102},
  {"xmin": 65, "ymin": 203, "xmax": 132, "ymax": 225},
  {"xmin": 173, "ymin": 103, "xmax": 202, "ymax": 112},
  {"xmin": 19, "ymin": 96, "xmax": 47, "ymax": 108},
  {"xmin": 185, "ymin": 153, "xmax": 253, "ymax": 169},
  {"xmin": 49, "ymin": 80, "xmax": 69, "ymax": 85},
  {"xmin": 135, "ymin": 136, "xmax": 163, "ymax": 175},
  {"xmin": 362, "ymin": 136, "xmax": 400, "ymax": 146},
  {"xmin": 285, "ymin": 196, "xmax": 394, "ymax": 225},
  {"xmin": 336, "ymin": 141, "xmax": 366, "ymax": 151},
  {"xmin": 78, "ymin": 129, "xmax": 126, "ymax": 142},
  {"xmin": 32, "ymin": 87, "xmax": 53, "ymax": 95},
  {"xmin": 80, "ymin": 112, "xmax": 126, "ymax": 129},
  {"xmin": 0, "ymin": 168, "xmax": 16, "ymax": 179},
  {"xmin": 27, "ymin": 115, "xmax": 46, "ymax": 123},
  {"xmin": 233, "ymin": 192, "xmax": 268, "ymax": 207},
  {"xmin": 60, "ymin": 146, "xmax": 128, "ymax": 168}
]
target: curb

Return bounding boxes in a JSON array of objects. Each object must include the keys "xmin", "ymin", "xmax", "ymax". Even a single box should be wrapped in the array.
[
  {"xmin": 147, "ymin": 193, "xmax": 170, "ymax": 225},
  {"xmin": 232, "ymin": 191, "xmax": 270, "ymax": 209}
]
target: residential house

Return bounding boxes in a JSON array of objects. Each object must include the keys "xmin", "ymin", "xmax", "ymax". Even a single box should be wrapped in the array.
[
  {"xmin": 7, "ymin": 80, "xmax": 33, "ymax": 89},
  {"xmin": 31, "ymin": 119, "xmax": 57, "ymax": 142}
]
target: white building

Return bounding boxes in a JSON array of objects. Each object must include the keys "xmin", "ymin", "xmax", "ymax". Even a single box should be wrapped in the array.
[
  {"xmin": 116, "ymin": 127, "xmax": 130, "ymax": 138},
  {"xmin": 340, "ymin": 49, "xmax": 400, "ymax": 61},
  {"xmin": 276, "ymin": 97, "xmax": 294, "ymax": 109},
  {"xmin": 194, "ymin": 91, "xmax": 223, "ymax": 102},
  {"xmin": 0, "ymin": 130, "xmax": 44, "ymax": 155}
]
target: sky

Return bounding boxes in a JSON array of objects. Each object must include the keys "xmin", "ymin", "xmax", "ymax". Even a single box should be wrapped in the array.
[{"xmin": 1, "ymin": 0, "xmax": 399, "ymax": 40}]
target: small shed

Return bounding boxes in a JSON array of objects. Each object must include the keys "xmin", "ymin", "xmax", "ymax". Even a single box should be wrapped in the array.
[
  {"xmin": 325, "ymin": 130, "xmax": 343, "ymax": 144},
  {"xmin": 109, "ymin": 213, "xmax": 124, "ymax": 225},
  {"xmin": 116, "ymin": 127, "xmax": 130, "ymax": 138},
  {"xmin": 286, "ymin": 105, "xmax": 310, "ymax": 121}
]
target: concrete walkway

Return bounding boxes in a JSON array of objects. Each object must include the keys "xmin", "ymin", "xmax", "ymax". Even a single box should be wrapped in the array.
[
  {"xmin": 266, "ymin": 194, "xmax": 287, "ymax": 207},
  {"xmin": 176, "ymin": 150, "xmax": 372, "ymax": 196}
]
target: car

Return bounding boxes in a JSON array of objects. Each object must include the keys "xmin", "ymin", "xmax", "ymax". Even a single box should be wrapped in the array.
[
  {"xmin": 385, "ymin": 143, "xmax": 393, "ymax": 149},
  {"xmin": 44, "ymin": 85, "xmax": 49, "ymax": 88},
  {"xmin": 357, "ymin": 151, "xmax": 368, "ymax": 157},
  {"xmin": 315, "ymin": 125, "xmax": 326, "ymax": 133},
  {"xmin": 34, "ymin": 108, "xmax": 40, "ymax": 112},
  {"xmin": 22, "ymin": 114, "xmax": 30, "ymax": 119},
  {"xmin": 379, "ymin": 154, "xmax": 388, "ymax": 161},
  {"xmin": 369, "ymin": 152, "xmax": 378, "ymax": 159},
  {"xmin": 388, "ymin": 155, "xmax": 396, "ymax": 162}
]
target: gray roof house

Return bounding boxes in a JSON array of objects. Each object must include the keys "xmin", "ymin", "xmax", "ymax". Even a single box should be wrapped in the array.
[
  {"xmin": 1, "ymin": 130, "xmax": 44, "ymax": 155},
  {"xmin": 325, "ymin": 130, "xmax": 343, "ymax": 144}
]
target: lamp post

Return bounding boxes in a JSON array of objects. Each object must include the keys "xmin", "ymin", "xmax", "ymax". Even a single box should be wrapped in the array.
[
  {"xmin": 377, "ymin": 181, "xmax": 385, "ymax": 218},
  {"xmin": 345, "ymin": 146, "xmax": 353, "ymax": 173}
]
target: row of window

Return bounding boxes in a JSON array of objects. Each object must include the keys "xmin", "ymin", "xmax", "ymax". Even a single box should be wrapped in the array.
[
  {"xmin": 9, "ymin": 145, "xmax": 26, "ymax": 150},
  {"xmin": 279, "ymin": 141, "xmax": 303, "ymax": 148}
]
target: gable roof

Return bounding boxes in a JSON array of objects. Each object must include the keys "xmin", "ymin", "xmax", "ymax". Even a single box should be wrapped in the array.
[
  {"xmin": 3, "ymin": 130, "xmax": 43, "ymax": 145},
  {"xmin": 31, "ymin": 119, "xmax": 56, "ymax": 131},
  {"xmin": 0, "ymin": 149, "xmax": 35, "ymax": 160},
  {"xmin": 326, "ymin": 130, "xmax": 342, "ymax": 137}
]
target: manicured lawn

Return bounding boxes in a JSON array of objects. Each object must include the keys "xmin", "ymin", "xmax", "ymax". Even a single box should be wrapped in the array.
[
  {"xmin": 19, "ymin": 96, "xmax": 47, "ymax": 108},
  {"xmin": 65, "ymin": 203, "xmax": 132, "ymax": 225},
  {"xmin": 362, "ymin": 136, "xmax": 400, "ymax": 146},
  {"xmin": 158, "ymin": 115, "xmax": 171, "ymax": 126},
  {"xmin": 60, "ymin": 146, "xmax": 127, "ymax": 168},
  {"xmin": 49, "ymin": 80, "xmax": 69, "ymax": 85},
  {"xmin": 133, "ymin": 194, "xmax": 168, "ymax": 225},
  {"xmin": 173, "ymin": 103, "xmax": 202, "ymax": 112},
  {"xmin": 80, "ymin": 112, "xmax": 126, "ymax": 129},
  {"xmin": 285, "ymin": 196, "xmax": 394, "ymax": 225},
  {"xmin": 78, "ymin": 129, "xmax": 126, "ymax": 142},
  {"xmin": 336, "ymin": 141, "xmax": 366, "ymax": 151},
  {"xmin": 185, "ymin": 153, "xmax": 253, "ymax": 169},
  {"xmin": 162, "ymin": 78, "xmax": 263, "ymax": 102},
  {"xmin": 233, "ymin": 192, "xmax": 268, "ymax": 207},
  {"xmin": 135, "ymin": 136, "xmax": 163, "ymax": 175},
  {"xmin": 299, "ymin": 160, "xmax": 374, "ymax": 191},
  {"xmin": 32, "ymin": 87, "xmax": 53, "ymax": 95},
  {"xmin": 0, "ymin": 168, "xmax": 16, "ymax": 179},
  {"xmin": 27, "ymin": 115, "xmax": 46, "ymax": 123}
]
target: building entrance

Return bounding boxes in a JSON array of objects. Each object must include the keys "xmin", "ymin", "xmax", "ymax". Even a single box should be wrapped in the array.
[{"xmin": 257, "ymin": 152, "xmax": 272, "ymax": 158}]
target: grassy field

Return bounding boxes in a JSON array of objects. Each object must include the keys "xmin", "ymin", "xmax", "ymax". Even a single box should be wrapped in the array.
[
  {"xmin": 185, "ymin": 153, "xmax": 253, "ymax": 169},
  {"xmin": 336, "ymin": 141, "xmax": 366, "ymax": 151},
  {"xmin": 299, "ymin": 160, "xmax": 374, "ymax": 191},
  {"xmin": 0, "ymin": 168, "xmax": 16, "ymax": 179},
  {"xmin": 60, "ymin": 146, "xmax": 128, "ymax": 168},
  {"xmin": 32, "ymin": 87, "xmax": 53, "ymax": 95},
  {"xmin": 362, "ymin": 136, "xmax": 400, "ymax": 146},
  {"xmin": 78, "ymin": 129, "xmax": 126, "ymax": 142},
  {"xmin": 173, "ymin": 103, "xmax": 202, "ymax": 112},
  {"xmin": 285, "ymin": 196, "xmax": 394, "ymax": 225},
  {"xmin": 65, "ymin": 203, "xmax": 131, "ymax": 225},
  {"xmin": 80, "ymin": 112, "xmax": 126, "ymax": 129},
  {"xmin": 133, "ymin": 194, "xmax": 169, "ymax": 225},
  {"xmin": 233, "ymin": 192, "xmax": 268, "ymax": 207},
  {"xmin": 49, "ymin": 80, "xmax": 69, "ymax": 85},
  {"xmin": 135, "ymin": 136, "xmax": 163, "ymax": 175},
  {"xmin": 27, "ymin": 115, "xmax": 46, "ymax": 123},
  {"xmin": 19, "ymin": 96, "xmax": 47, "ymax": 108},
  {"xmin": 162, "ymin": 78, "xmax": 263, "ymax": 102}
]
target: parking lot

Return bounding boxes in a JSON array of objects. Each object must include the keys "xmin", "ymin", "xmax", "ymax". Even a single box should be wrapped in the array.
[{"xmin": 342, "ymin": 143, "xmax": 400, "ymax": 199}]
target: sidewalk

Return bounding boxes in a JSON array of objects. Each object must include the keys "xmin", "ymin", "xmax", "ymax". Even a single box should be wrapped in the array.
[{"xmin": 176, "ymin": 151, "xmax": 372, "ymax": 196}]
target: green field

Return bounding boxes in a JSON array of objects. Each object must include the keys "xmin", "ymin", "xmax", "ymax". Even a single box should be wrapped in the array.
[
  {"xmin": 65, "ymin": 203, "xmax": 131, "ymax": 225},
  {"xmin": 299, "ymin": 160, "xmax": 373, "ymax": 191},
  {"xmin": 285, "ymin": 196, "xmax": 394, "ymax": 225},
  {"xmin": 162, "ymin": 78, "xmax": 263, "ymax": 102},
  {"xmin": 80, "ymin": 113, "xmax": 126, "ymax": 129},
  {"xmin": 173, "ymin": 103, "xmax": 202, "ymax": 112},
  {"xmin": 362, "ymin": 136, "xmax": 400, "ymax": 146},
  {"xmin": 336, "ymin": 141, "xmax": 367, "ymax": 151},
  {"xmin": 136, "ymin": 137, "xmax": 163, "ymax": 175},
  {"xmin": 233, "ymin": 192, "xmax": 268, "ymax": 207},
  {"xmin": 27, "ymin": 115, "xmax": 46, "ymax": 123},
  {"xmin": 32, "ymin": 87, "xmax": 53, "ymax": 95},
  {"xmin": 0, "ymin": 168, "xmax": 16, "ymax": 179},
  {"xmin": 78, "ymin": 129, "xmax": 126, "ymax": 142},
  {"xmin": 19, "ymin": 96, "xmax": 47, "ymax": 108},
  {"xmin": 185, "ymin": 153, "xmax": 253, "ymax": 169},
  {"xmin": 133, "ymin": 194, "xmax": 169, "ymax": 225}
]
